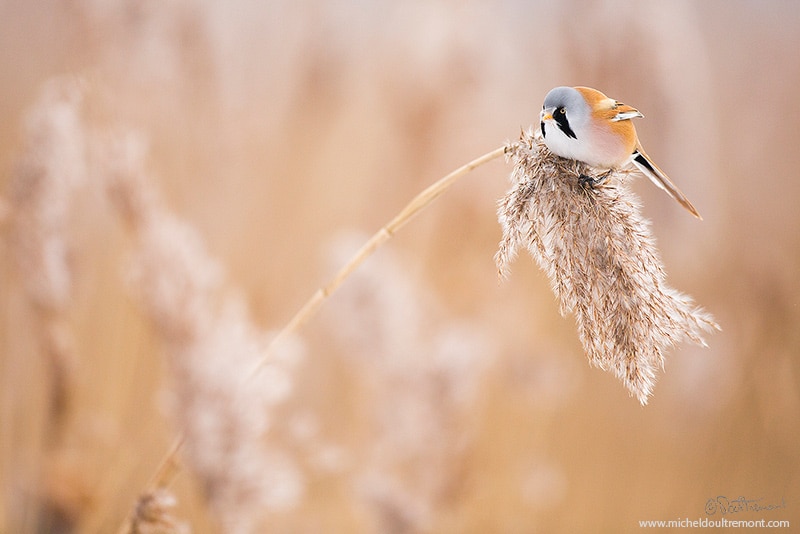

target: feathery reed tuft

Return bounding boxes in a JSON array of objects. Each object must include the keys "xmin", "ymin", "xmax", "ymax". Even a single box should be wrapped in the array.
[
  {"xmin": 127, "ymin": 490, "xmax": 188, "ymax": 534},
  {"xmin": 102, "ymin": 132, "xmax": 304, "ymax": 533},
  {"xmin": 7, "ymin": 79, "xmax": 89, "ymax": 531},
  {"xmin": 323, "ymin": 233, "xmax": 491, "ymax": 533},
  {"xmin": 9, "ymin": 79, "xmax": 85, "ymax": 313},
  {"xmin": 496, "ymin": 129, "xmax": 719, "ymax": 404},
  {"xmin": 9, "ymin": 79, "xmax": 87, "ymax": 444}
]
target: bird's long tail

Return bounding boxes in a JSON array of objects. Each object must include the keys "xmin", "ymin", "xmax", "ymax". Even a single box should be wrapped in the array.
[{"xmin": 630, "ymin": 145, "xmax": 702, "ymax": 219}]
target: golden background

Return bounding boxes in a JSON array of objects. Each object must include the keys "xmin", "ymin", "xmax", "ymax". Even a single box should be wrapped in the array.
[{"xmin": 1, "ymin": 1, "xmax": 798, "ymax": 532}]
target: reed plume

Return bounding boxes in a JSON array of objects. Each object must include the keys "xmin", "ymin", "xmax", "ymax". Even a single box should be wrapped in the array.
[
  {"xmin": 8, "ymin": 80, "xmax": 85, "ymax": 439},
  {"xmin": 322, "ymin": 233, "xmax": 491, "ymax": 533},
  {"xmin": 127, "ymin": 489, "xmax": 188, "ymax": 534},
  {"xmin": 496, "ymin": 129, "xmax": 719, "ymax": 404},
  {"xmin": 102, "ymin": 132, "xmax": 303, "ymax": 533},
  {"xmin": 6, "ymin": 79, "xmax": 88, "ymax": 532}
]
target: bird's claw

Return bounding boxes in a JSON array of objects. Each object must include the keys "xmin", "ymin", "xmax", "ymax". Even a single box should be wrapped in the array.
[
  {"xmin": 579, "ymin": 171, "xmax": 611, "ymax": 188},
  {"xmin": 579, "ymin": 174, "xmax": 599, "ymax": 188}
]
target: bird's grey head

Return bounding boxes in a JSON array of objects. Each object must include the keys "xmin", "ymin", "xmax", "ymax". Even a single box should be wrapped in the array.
[{"xmin": 540, "ymin": 86, "xmax": 590, "ymax": 140}]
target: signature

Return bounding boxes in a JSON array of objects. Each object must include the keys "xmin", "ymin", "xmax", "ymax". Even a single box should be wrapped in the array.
[{"xmin": 705, "ymin": 495, "xmax": 787, "ymax": 516}]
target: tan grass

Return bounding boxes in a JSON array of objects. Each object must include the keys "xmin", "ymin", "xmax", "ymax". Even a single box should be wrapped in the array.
[{"xmin": 496, "ymin": 129, "xmax": 720, "ymax": 404}]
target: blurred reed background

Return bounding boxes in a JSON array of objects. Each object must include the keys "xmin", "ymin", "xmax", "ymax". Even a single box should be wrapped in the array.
[{"xmin": 1, "ymin": 0, "xmax": 798, "ymax": 532}]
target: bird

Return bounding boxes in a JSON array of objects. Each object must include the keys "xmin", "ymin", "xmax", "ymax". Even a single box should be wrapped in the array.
[{"xmin": 539, "ymin": 86, "xmax": 701, "ymax": 219}]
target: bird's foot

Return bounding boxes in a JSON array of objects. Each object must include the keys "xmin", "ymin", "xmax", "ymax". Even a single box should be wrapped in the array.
[{"xmin": 579, "ymin": 170, "xmax": 612, "ymax": 188}]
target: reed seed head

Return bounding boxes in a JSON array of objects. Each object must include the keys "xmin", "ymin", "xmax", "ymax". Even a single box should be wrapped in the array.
[{"xmin": 496, "ymin": 129, "xmax": 719, "ymax": 404}]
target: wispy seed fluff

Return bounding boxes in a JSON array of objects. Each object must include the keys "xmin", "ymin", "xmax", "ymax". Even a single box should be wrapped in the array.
[{"xmin": 496, "ymin": 130, "xmax": 719, "ymax": 404}]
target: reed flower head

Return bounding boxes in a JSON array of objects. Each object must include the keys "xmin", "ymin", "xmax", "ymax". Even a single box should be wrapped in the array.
[
  {"xmin": 323, "ymin": 232, "xmax": 491, "ymax": 532},
  {"xmin": 496, "ymin": 129, "xmax": 719, "ymax": 404},
  {"xmin": 128, "ymin": 490, "xmax": 189, "ymax": 534},
  {"xmin": 9, "ymin": 78, "xmax": 85, "ymax": 312},
  {"xmin": 102, "ymin": 132, "xmax": 304, "ymax": 532},
  {"xmin": 7, "ymin": 79, "xmax": 86, "ymax": 495}
]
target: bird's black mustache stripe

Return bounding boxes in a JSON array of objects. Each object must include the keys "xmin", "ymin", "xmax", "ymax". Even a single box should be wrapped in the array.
[{"xmin": 554, "ymin": 107, "xmax": 577, "ymax": 139}]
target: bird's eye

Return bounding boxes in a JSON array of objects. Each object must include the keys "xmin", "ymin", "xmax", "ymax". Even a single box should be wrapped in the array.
[{"xmin": 559, "ymin": 108, "xmax": 566, "ymax": 114}]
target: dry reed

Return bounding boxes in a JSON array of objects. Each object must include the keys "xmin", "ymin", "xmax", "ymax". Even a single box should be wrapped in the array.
[
  {"xmin": 127, "ymin": 489, "xmax": 189, "ymax": 534},
  {"xmin": 6, "ymin": 79, "xmax": 87, "ymax": 532},
  {"xmin": 323, "ymin": 233, "xmax": 492, "ymax": 533},
  {"xmin": 9, "ymin": 78, "xmax": 719, "ymax": 533},
  {"xmin": 102, "ymin": 132, "xmax": 303, "ymax": 533},
  {"xmin": 104, "ymin": 134, "xmax": 504, "ymax": 531},
  {"xmin": 9, "ymin": 111, "xmax": 208, "ymax": 533},
  {"xmin": 496, "ymin": 129, "xmax": 720, "ymax": 404},
  {"xmin": 255, "ymin": 146, "xmax": 506, "ymax": 375},
  {"xmin": 8, "ymin": 80, "xmax": 85, "ymax": 440},
  {"xmin": 5, "ymin": 3, "xmax": 799, "ymax": 532},
  {"xmin": 102, "ymin": 129, "xmax": 505, "ymax": 532}
]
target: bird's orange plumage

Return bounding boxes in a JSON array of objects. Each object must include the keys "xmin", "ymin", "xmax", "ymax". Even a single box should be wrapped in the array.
[{"xmin": 575, "ymin": 86, "xmax": 639, "ymax": 156}]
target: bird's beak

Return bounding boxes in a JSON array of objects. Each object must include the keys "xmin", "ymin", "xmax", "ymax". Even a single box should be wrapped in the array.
[{"xmin": 540, "ymin": 109, "xmax": 553, "ymax": 122}]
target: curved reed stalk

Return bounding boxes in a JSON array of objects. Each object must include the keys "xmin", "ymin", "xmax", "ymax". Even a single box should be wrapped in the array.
[
  {"xmin": 249, "ymin": 145, "xmax": 507, "ymax": 377},
  {"xmin": 115, "ymin": 145, "xmax": 506, "ymax": 532}
]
